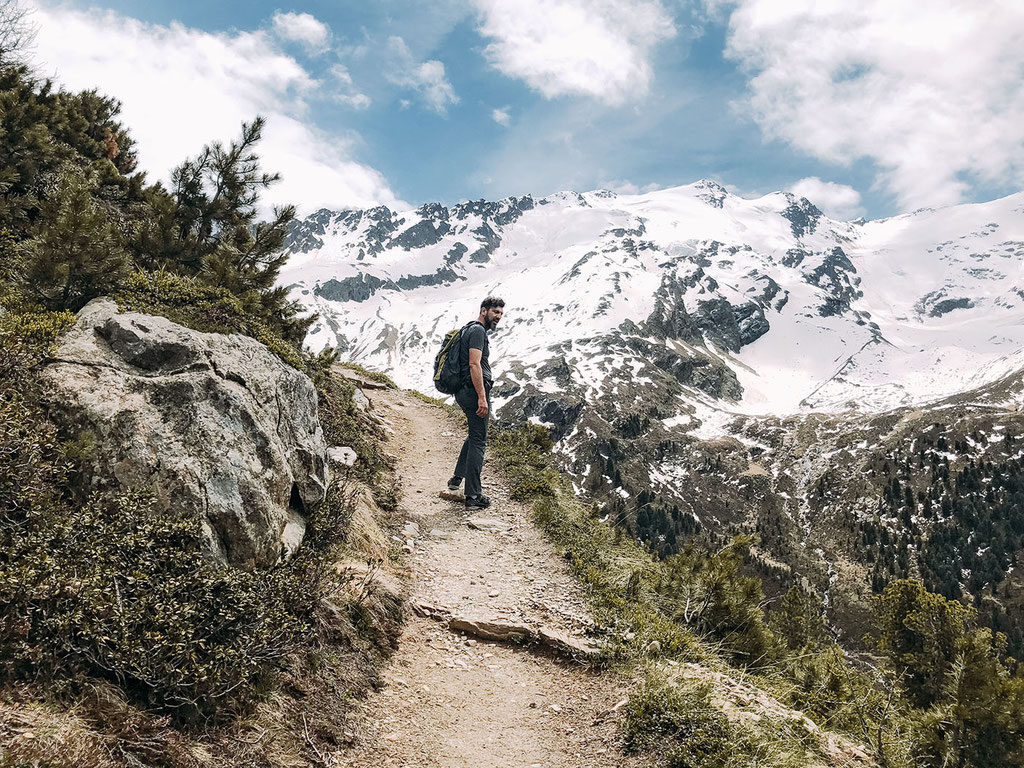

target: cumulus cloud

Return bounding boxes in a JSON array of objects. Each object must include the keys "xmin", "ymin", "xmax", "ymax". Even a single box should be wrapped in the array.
[
  {"xmin": 27, "ymin": 3, "xmax": 400, "ymax": 212},
  {"xmin": 491, "ymin": 107, "xmax": 511, "ymax": 125},
  {"xmin": 787, "ymin": 177, "xmax": 864, "ymax": 220},
  {"xmin": 271, "ymin": 11, "xmax": 330, "ymax": 53},
  {"xmin": 722, "ymin": 0, "xmax": 1024, "ymax": 210},
  {"xmin": 473, "ymin": 0, "xmax": 676, "ymax": 105},
  {"xmin": 386, "ymin": 36, "xmax": 458, "ymax": 115}
]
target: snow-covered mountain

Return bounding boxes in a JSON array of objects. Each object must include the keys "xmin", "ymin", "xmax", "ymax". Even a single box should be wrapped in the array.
[
  {"xmin": 282, "ymin": 180, "xmax": 1024, "ymax": 416},
  {"xmin": 281, "ymin": 180, "xmax": 1024, "ymax": 646}
]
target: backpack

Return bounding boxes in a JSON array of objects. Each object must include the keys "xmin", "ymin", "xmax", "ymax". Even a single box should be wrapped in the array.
[{"xmin": 432, "ymin": 321, "xmax": 477, "ymax": 394}]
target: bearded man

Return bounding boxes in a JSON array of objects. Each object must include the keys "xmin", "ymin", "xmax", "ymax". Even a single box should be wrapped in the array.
[{"xmin": 447, "ymin": 296, "xmax": 504, "ymax": 509}]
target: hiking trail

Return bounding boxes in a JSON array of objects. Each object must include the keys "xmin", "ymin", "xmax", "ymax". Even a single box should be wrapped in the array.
[{"xmin": 337, "ymin": 386, "xmax": 647, "ymax": 768}]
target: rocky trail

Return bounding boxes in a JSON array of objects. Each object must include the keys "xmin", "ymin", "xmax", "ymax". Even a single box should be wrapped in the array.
[{"xmin": 337, "ymin": 386, "xmax": 647, "ymax": 768}]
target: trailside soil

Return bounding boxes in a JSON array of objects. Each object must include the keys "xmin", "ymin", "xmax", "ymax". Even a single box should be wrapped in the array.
[{"xmin": 337, "ymin": 388, "xmax": 649, "ymax": 768}]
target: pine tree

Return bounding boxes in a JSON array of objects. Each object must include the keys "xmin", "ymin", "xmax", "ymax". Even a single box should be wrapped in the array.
[
  {"xmin": 149, "ymin": 118, "xmax": 311, "ymax": 343},
  {"xmin": 21, "ymin": 167, "xmax": 129, "ymax": 310},
  {"xmin": 772, "ymin": 584, "xmax": 827, "ymax": 650}
]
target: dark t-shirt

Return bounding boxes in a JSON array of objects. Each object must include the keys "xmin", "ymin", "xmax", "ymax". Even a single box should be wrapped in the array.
[{"xmin": 459, "ymin": 322, "xmax": 491, "ymax": 388}]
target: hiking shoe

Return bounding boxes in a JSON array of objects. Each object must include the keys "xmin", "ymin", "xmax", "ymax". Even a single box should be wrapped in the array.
[
  {"xmin": 447, "ymin": 476, "xmax": 462, "ymax": 491},
  {"xmin": 464, "ymin": 494, "xmax": 491, "ymax": 510}
]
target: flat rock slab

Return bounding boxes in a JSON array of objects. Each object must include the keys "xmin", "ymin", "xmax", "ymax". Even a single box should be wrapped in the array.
[
  {"xmin": 333, "ymin": 366, "xmax": 390, "ymax": 390},
  {"xmin": 448, "ymin": 617, "xmax": 603, "ymax": 661},
  {"xmin": 467, "ymin": 517, "xmax": 511, "ymax": 533}
]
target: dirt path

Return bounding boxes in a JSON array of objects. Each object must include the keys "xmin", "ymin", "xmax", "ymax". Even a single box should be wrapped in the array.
[{"xmin": 337, "ymin": 388, "xmax": 646, "ymax": 768}]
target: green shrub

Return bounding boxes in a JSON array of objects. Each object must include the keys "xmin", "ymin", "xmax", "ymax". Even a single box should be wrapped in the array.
[
  {"xmin": 656, "ymin": 537, "xmax": 784, "ymax": 667},
  {"xmin": 770, "ymin": 585, "xmax": 827, "ymax": 651},
  {"xmin": 0, "ymin": 334, "xmax": 69, "ymax": 519},
  {"xmin": 0, "ymin": 481, "xmax": 351, "ymax": 719},
  {"xmin": 492, "ymin": 423, "xmax": 559, "ymax": 501},
  {"xmin": 624, "ymin": 676, "xmax": 734, "ymax": 768},
  {"xmin": 0, "ymin": 339, "xmax": 357, "ymax": 720},
  {"xmin": 0, "ymin": 306, "xmax": 76, "ymax": 355},
  {"xmin": 874, "ymin": 579, "xmax": 1024, "ymax": 767},
  {"xmin": 19, "ymin": 166, "xmax": 131, "ymax": 311}
]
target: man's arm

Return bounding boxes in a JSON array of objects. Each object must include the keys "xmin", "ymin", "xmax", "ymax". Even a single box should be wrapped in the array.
[{"xmin": 468, "ymin": 347, "xmax": 488, "ymax": 417}]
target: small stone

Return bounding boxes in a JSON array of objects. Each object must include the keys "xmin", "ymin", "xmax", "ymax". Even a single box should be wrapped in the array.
[
  {"xmin": 488, "ymin": 589, "xmax": 500, "ymax": 598},
  {"xmin": 329, "ymin": 446, "xmax": 358, "ymax": 467},
  {"xmin": 467, "ymin": 517, "xmax": 512, "ymax": 533}
]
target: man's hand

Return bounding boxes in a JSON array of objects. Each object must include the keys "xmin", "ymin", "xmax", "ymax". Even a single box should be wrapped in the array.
[{"xmin": 476, "ymin": 398, "xmax": 489, "ymax": 418}]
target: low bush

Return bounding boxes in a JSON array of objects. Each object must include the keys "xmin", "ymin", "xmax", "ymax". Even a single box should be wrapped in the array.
[
  {"xmin": 113, "ymin": 270, "xmax": 307, "ymax": 371},
  {"xmin": 624, "ymin": 676, "xmax": 733, "ymax": 767},
  {"xmin": 0, "ymin": 324, "xmax": 372, "ymax": 722},
  {"xmin": 492, "ymin": 423, "xmax": 559, "ymax": 501}
]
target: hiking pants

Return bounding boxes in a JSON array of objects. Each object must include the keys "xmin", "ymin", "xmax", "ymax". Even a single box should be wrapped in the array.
[{"xmin": 454, "ymin": 384, "xmax": 490, "ymax": 499}]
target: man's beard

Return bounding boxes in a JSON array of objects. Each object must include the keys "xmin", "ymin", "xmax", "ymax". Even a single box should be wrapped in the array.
[{"xmin": 484, "ymin": 317, "xmax": 498, "ymax": 331}]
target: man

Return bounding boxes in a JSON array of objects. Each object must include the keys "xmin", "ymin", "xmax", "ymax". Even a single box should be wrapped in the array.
[{"xmin": 448, "ymin": 296, "xmax": 504, "ymax": 509}]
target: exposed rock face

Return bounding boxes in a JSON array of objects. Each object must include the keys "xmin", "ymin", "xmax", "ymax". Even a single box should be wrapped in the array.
[{"xmin": 39, "ymin": 300, "xmax": 329, "ymax": 568}]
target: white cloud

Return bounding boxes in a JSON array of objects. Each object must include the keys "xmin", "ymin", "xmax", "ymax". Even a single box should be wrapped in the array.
[
  {"xmin": 330, "ymin": 64, "xmax": 371, "ymax": 109},
  {"xmin": 386, "ymin": 36, "xmax": 458, "ymax": 115},
  {"xmin": 271, "ymin": 11, "xmax": 330, "ymax": 53},
  {"xmin": 491, "ymin": 107, "xmax": 511, "ymax": 125},
  {"xmin": 28, "ymin": 3, "xmax": 401, "ymax": 213},
  {"xmin": 597, "ymin": 179, "xmax": 663, "ymax": 195},
  {"xmin": 472, "ymin": 0, "xmax": 676, "ymax": 105},
  {"xmin": 722, "ymin": 0, "xmax": 1024, "ymax": 210},
  {"xmin": 787, "ymin": 177, "xmax": 864, "ymax": 220}
]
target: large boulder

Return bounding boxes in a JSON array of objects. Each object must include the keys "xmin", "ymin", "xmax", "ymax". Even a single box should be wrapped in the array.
[{"xmin": 39, "ymin": 299, "xmax": 329, "ymax": 568}]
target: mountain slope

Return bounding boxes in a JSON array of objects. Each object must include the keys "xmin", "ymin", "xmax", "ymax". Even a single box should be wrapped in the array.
[{"xmin": 280, "ymin": 181, "xmax": 1024, "ymax": 645}]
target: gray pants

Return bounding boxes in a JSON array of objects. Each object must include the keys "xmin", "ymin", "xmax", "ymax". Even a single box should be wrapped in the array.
[{"xmin": 454, "ymin": 384, "xmax": 490, "ymax": 499}]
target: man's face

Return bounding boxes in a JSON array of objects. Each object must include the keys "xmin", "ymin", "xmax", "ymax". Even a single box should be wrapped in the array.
[{"xmin": 483, "ymin": 306, "xmax": 504, "ymax": 331}]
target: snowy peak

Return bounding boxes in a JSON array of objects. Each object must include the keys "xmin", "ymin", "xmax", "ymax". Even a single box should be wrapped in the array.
[{"xmin": 280, "ymin": 184, "xmax": 1024, "ymax": 419}]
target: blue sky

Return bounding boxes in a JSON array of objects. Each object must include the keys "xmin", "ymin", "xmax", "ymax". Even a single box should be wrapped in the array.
[{"xmin": 25, "ymin": 1, "xmax": 1024, "ymax": 220}]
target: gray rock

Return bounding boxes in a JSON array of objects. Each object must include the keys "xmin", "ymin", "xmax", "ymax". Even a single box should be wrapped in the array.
[
  {"xmin": 780, "ymin": 194, "xmax": 822, "ymax": 238},
  {"xmin": 314, "ymin": 274, "xmax": 393, "ymax": 303},
  {"xmin": 39, "ymin": 300, "xmax": 329, "ymax": 568},
  {"xmin": 352, "ymin": 386, "xmax": 370, "ymax": 411},
  {"xmin": 929, "ymin": 297, "xmax": 974, "ymax": 317},
  {"xmin": 467, "ymin": 517, "xmax": 512, "ymax": 533},
  {"xmin": 329, "ymin": 446, "xmax": 358, "ymax": 466}
]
